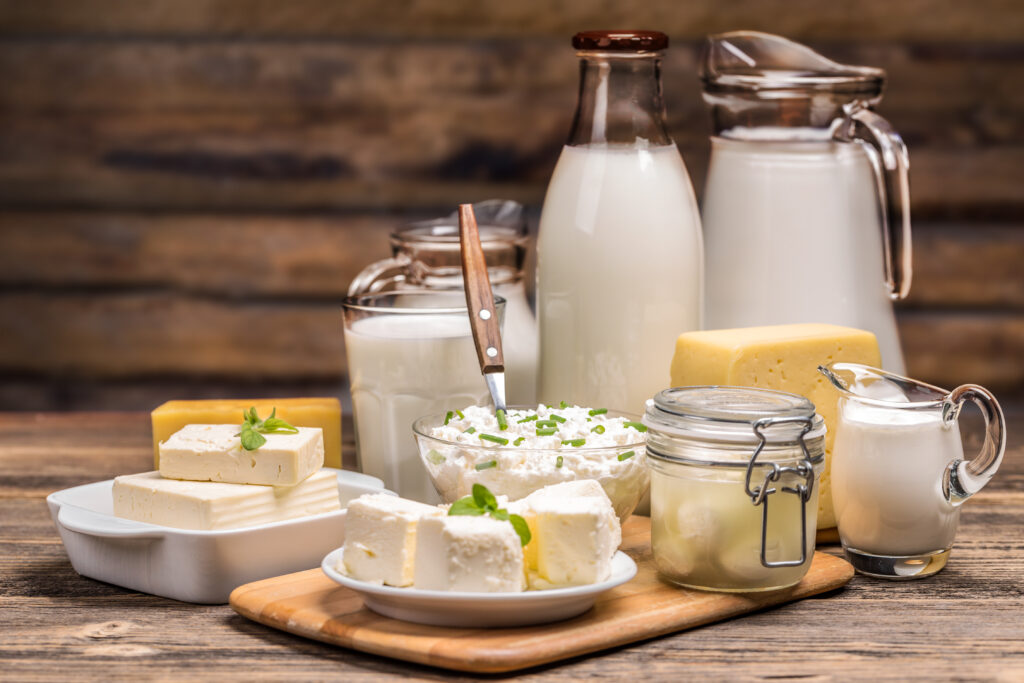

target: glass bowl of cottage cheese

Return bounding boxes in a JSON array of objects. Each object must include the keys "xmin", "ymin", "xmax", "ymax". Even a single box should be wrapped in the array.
[{"xmin": 413, "ymin": 404, "xmax": 649, "ymax": 522}]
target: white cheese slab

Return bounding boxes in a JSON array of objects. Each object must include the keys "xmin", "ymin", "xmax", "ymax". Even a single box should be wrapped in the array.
[
  {"xmin": 341, "ymin": 494, "xmax": 444, "ymax": 587},
  {"xmin": 158, "ymin": 423, "xmax": 324, "ymax": 487},
  {"xmin": 413, "ymin": 515, "xmax": 525, "ymax": 592},
  {"xmin": 112, "ymin": 469, "xmax": 340, "ymax": 531}
]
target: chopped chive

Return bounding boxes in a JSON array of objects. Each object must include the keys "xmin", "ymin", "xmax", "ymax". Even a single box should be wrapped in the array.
[
  {"xmin": 426, "ymin": 449, "xmax": 446, "ymax": 465},
  {"xmin": 479, "ymin": 433, "xmax": 509, "ymax": 446},
  {"xmin": 535, "ymin": 419, "xmax": 557, "ymax": 428},
  {"xmin": 588, "ymin": 408, "xmax": 608, "ymax": 416},
  {"xmin": 591, "ymin": 424, "xmax": 605, "ymax": 434},
  {"xmin": 550, "ymin": 414, "xmax": 567, "ymax": 423},
  {"xmin": 618, "ymin": 450, "xmax": 636, "ymax": 461},
  {"xmin": 496, "ymin": 409, "xmax": 508, "ymax": 431},
  {"xmin": 556, "ymin": 455, "xmax": 564, "ymax": 468},
  {"xmin": 517, "ymin": 415, "xmax": 539, "ymax": 424},
  {"xmin": 536, "ymin": 427, "xmax": 557, "ymax": 436},
  {"xmin": 463, "ymin": 426, "xmax": 476, "ymax": 434},
  {"xmin": 475, "ymin": 460, "xmax": 498, "ymax": 471},
  {"xmin": 559, "ymin": 400, "xmax": 570, "ymax": 409},
  {"xmin": 624, "ymin": 421, "xmax": 647, "ymax": 433},
  {"xmin": 444, "ymin": 410, "xmax": 454, "ymax": 425},
  {"xmin": 561, "ymin": 438, "xmax": 586, "ymax": 447},
  {"xmin": 513, "ymin": 436, "xmax": 525, "ymax": 446},
  {"xmin": 456, "ymin": 409, "xmax": 465, "ymax": 419}
]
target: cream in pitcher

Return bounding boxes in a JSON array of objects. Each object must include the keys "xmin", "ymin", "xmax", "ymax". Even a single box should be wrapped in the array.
[{"xmin": 820, "ymin": 362, "xmax": 1006, "ymax": 579}]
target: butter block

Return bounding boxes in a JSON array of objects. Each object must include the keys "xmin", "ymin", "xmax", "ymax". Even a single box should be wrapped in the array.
[
  {"xmin": 152, "ymin": 398, "xmax": 342, "ymax": 469},
  {"xmin": 158, "ymin": 424, "xmax": 324, "ymax": 487},
  {"xmin": 413, "ymin": 515, "xmax": 525, "ymax": 592},
  {"xmin": 112, "ymin": 469, "xmax": 340, "ymax": 530},
  {"xmin": 341, "ymin": 494, "xmax": 444, "ymax": 587},
  {"xmin": 670, "ymin": 323, "xmax": 882, "ymax": 529},
  {"xmin": 512, "ymin": 481, "xmax": 621, "ymax": 589}
]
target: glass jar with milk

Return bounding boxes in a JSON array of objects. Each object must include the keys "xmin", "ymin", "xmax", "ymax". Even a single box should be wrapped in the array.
[
  {"xmin": 349, "ymin": 200, "xmax": 536, "ymax": 406},
  {"xmin": 820, "ymin": 362, "xmax": 1006, "ymax": 579},
  {"xmin": 700, "ymin": 31, "xmax": 912, "ymax": 372},
  {"xmin": 536, "ymin": 30, "xmax": 703, "ymax": 415}
]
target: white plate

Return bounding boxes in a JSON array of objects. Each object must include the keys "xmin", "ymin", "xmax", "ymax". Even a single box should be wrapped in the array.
[
  {"xmin": 48, "ymin": 468, "xmax": 388, "ymax": 604},
  {"xmin": 320, "ymin": 548, "xmax": 637, "ymax": 628}
]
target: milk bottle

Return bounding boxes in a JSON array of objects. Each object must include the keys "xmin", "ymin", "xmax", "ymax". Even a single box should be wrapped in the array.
[{"xmin": 537, "ymin": 30, "xmax": 703, "ymax": 414}]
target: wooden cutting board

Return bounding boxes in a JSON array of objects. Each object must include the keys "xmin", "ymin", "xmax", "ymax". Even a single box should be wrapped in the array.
[{"xmin": 230, "ymin": 517, "xmax": 854, "ymax": 674}]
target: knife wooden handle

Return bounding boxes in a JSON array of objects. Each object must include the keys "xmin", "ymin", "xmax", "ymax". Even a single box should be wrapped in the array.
[{"xmin": 458, "ymin": 204, "xmax": 504, "ymax": 373}]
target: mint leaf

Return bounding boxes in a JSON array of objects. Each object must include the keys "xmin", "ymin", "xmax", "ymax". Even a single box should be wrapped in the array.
[
  {"xmin": 239, "ymin": 424, "xmax": 266, "ymax": 451},
  {"xmin": 262, "ymin": 417, "xmax": 299, "ymax": 434},
  {"xmin": 449, "ymin": 496, "xmax": 485, "ymax": 516},
  {"xmin": 472, "ymin": 482, "xmax": 498, "ymax": 510},
  {"xmin": 491, "ymin": 508, "xmax": 510, "ymax": 521},
  {"xmin": 509, "ymin": 514, "xmax": 532, "ymax": 546}
]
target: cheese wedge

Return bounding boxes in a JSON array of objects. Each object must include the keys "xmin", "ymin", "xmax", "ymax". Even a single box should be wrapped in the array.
[
  {"xmin": 670, "ymin": 323, "xmax": 882, "ymax": 529},
  {"xmin": 151, "ymin": 398, "xmax": 342, "ymax": 469}
]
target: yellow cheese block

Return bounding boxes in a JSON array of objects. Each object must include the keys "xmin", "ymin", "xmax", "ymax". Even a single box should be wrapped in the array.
[
  {"xmin": 670, "ymin": 323, "xmax": 882, "ymax": 529},
  {"xmin": 151, "ymin": 398, "xmax": 343, "ymax": 469}
]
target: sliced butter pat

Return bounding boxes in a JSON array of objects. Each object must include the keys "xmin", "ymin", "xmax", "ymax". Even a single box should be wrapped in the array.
[
  {"xmin": 413, "ymin": 515, "xmax": 525, "ymax": 592},
  {"xmin": 151, "ymin": 398, "xmax": 342, "ymax": 469},
  {"xmin": 112, "ymin": 469, "xmax": 340, "ymax": 531},
  {"xmin": 670, "ymin": 323, "xmax": 882, "ymax": 529},
  {"xmin": 341, "ymin": 494, "xmax": 444, "ymax": 587},
  {"xmin": 158, "ymin": 424, "xmax": 324, "ymax": 487}
]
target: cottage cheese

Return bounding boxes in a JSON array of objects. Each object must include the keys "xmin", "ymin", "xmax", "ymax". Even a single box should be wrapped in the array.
[{"xmin": 423, "ymin": 404, "xmax": 648, "ymax": 520}]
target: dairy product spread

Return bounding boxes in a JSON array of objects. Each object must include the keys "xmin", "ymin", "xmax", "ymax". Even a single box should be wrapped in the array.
[
  {"xmin": 112, "ymin": 469, "xmax": 340, "ymax": 530},
  {"xmin": 158, "ymin": 424, "xmax": 324, "ymax": 487},
  {"xmin": 342, "ymin": 494, "xmax": 444, "ymax": 587},
  {"xmin": 414, "ymin": 515, "xmax": 526, "ymax": 592},
  {"xmin": 151, "ymin": 398, "xmax": 343, "ymax": 468},
  {"xmin": 670, "ymin": 323, "xmax": 881, "ymax": 528},
  {"xmin": 422, "ymin": 404, "xmax": 647, "ymax": 520}
]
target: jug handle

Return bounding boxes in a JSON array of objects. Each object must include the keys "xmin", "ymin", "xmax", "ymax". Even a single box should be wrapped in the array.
[
  {"xmin": 833, "ymin": 104, "xmax": 913, "ymax": 300},
  {"xmin": 942, "ymin": 384, "xmax": 1007, "ymax": 505},
  {"xmin": 347, "ymin": 256, "xmax": 410, "ymax": 296}
]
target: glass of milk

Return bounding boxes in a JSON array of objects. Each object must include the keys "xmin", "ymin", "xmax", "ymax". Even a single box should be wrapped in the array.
[
  {"xmin": 820, "ymin": 362, "xmax": 1006, "ymax": 579},
  {"xmin": 342, "ymin": 291, "xmax": 504, "ymax": 502}
]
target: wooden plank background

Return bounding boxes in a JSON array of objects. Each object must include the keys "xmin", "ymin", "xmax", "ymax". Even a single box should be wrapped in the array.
[{"xmin": 0, "ymin": 0, "xmax": 1021, "ymax": 410}]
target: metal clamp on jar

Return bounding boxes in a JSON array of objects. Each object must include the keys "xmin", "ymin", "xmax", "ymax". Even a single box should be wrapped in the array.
[{"xmin": 644, "ymin": 386, "xmax": 826, "ymax": 592}]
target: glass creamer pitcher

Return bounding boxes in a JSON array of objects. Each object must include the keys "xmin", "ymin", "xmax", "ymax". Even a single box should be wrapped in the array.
[
  {"xmin": 700, "ymin": 31, "xmax": 911, "ymax": 372},
  {"xmin": 348, "ymin": 200, "xmax": 537, "ymax": 405},
  {"xmin": 820, "ymin": 362, "xmax": 1006, "ymax": 579}
]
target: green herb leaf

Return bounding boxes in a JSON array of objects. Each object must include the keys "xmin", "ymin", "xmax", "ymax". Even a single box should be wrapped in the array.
[
  {"xmin": 591, "ymin": 424, "xmax": 605, "ymax": 434},
  {"xmin": 618, "ymin": 450, "xmax": 636, "ymax": 461},
  {"xmin": 496, "ymin": 409, "xmax": 508, "ymax": 431},
  {"xmin": 509, "ymin": 514, "xmax": 532, "ymax": 546},
  {"xmin": 444, "ymin": 410, "xmax": 454, "ymax": 426},
  {"xmin": 472, "ymin": 482, "xmax": 498, "ymax": 508},
  {"xmin": 239, "ymin": 424, "xmax": 266, "ymax": 451},
  {"xmin": 624, "ymin": 421, "xmax": 647, "ymax": 433},
  {"xmin": 490, "ymin": 508, "xmax": 510, "ymax": 521},
  {"xmin": 517, "ymin": 415, "xmax": 538, "ymax": 424},
  {"xmin": 536, "ymin": 427, "xmax": 557, "ymax": 436},
  {"xmin": 449, "ymin": 496, "xmax": 486, "ymax": 516},
  {"xmin": 513, "ymin": 436, "xmax": 525, "ymax": 446},
  {"xmin": 588, "ymin": 408, "xmax": 608, "ymax": 416},
  {"xmin": 561, "ymin": 438, "xmax": 586, "ymax": 447},
  {"xmin": 559, "ymin": 400, "xmax": 569, "ymax": 409},
  {"xmin": 237, "ymin": 406, "xmax": 299, "ymax": 450},
  {"xmin": 549, "ymin": 414, "xmax": 567, "ymax": 423},
  {"xmin": 479, "ymin": 433, "xmax": 509, "ymax": 446},
  {"xmin": 556, "ymin": 455, "xmax": 564, "ymax": 468}
]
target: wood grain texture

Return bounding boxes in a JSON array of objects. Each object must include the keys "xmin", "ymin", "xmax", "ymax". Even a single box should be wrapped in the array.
[
  {"xmin": 229, "ymin": 519, "xmax": 853, "ymax": 674},
  {"xmin": 0, "ymin": 0, "xmax": 1021, "ymax": 41},
  {"xmin": 1, "ymin": 410, "xmax": 1022, "ymax": 680}
]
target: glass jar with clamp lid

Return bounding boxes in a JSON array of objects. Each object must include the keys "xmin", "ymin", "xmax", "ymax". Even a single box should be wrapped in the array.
[{"xmin": 644, "ymin": 386, "xmax": 825, "ymax": 592}]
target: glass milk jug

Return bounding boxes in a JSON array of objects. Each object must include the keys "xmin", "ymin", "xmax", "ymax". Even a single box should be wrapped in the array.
[
  {"xmin": 348, "ymin": 200, "xmax": 537, "ymax": 405},
  {"xmin": 537, "ymin": 30, "xmax": 703, "ymax": 414},
  {"xmin": 700, "ymin": 31, "xmax": 912, "ymax": 372}
]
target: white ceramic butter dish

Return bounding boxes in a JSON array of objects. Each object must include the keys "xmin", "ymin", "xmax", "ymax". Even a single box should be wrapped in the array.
[{"xmin": 47, "ymin": 468, "xmax": 387, "ymax": 604}]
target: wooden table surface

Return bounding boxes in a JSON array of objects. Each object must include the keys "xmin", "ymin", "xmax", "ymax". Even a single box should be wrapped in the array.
[{"xmin": 2, "ymin": 411, "xmax": 1022, "ymax": 681}]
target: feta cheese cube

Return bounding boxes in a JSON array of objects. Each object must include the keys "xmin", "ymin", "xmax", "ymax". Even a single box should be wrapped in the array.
[
  {"xmin": 341, "ymin": 494, "xmax": 443, "ymax": 587},
  {"xmin": 158, "ymin": 423, "xmax": 324, "ymax": 487},
  {"xmin": 414, "ymin": 515, "xmax": 525, "ymax": 592}
]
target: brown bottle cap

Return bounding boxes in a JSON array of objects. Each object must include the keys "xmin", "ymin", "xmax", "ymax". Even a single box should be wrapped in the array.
[{"xmin": 572, "ymin": 30, "xmax": 668, "ymax": 52}]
